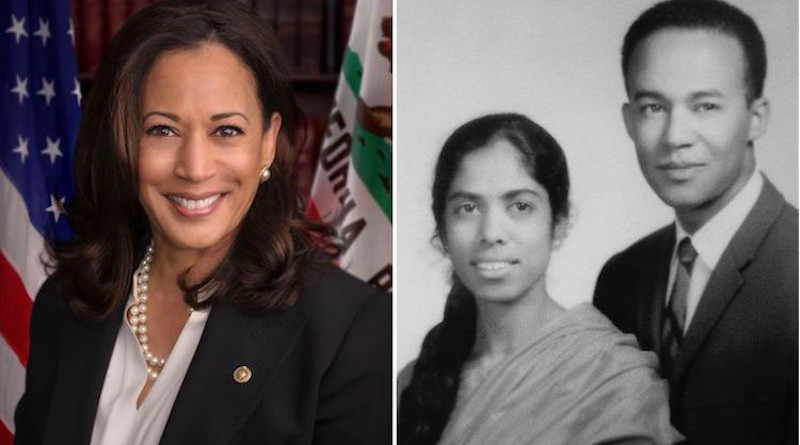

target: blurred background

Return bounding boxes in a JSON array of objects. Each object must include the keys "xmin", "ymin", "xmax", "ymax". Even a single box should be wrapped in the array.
[{"xmin": 0, "ymin": 0, "xmax": 391, "ymax": 441}]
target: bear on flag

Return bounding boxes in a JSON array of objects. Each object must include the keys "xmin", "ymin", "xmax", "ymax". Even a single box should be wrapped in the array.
[{"xmin": 308, "ymin": 0, "xmax": 392, "ymax": 292}]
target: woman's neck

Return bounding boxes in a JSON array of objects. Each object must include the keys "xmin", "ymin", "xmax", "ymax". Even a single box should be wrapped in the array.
[
  {"xmin": 148, "ymin": 235, "xmax": 230, "ymax": 299},
  {"xmin": 472, "ymin": 283, "xmax": 563, "ymax": 361}
]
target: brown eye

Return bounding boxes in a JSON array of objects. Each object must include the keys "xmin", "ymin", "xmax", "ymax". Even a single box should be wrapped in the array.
[
  {"xmin": 145, "ymin": 125, "xmax": 177, "ymax": 137},
  {"xmin": 214, "ymin": 125, "xmax": 244, "ymax": 138}
]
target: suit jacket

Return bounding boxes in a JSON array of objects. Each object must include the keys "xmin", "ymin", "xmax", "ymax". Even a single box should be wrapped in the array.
[
  {"xmin": 14, "ymin": 255, "xmax": 391, "ymax": 445},
  {"xmin": 594, "ymin": 176, "xmax": 798, "ymax": 445}
]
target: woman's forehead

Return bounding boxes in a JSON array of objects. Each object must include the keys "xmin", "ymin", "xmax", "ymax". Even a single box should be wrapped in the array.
[
  {"xmin": 141, "ymin": 43, "xmax": 262, "ymax": 120},
  {"xmin": 449, "ymin": 141, "xmax": 544, "ymax": 197}
]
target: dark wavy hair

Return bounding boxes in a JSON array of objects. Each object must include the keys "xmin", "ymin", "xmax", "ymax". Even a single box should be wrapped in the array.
[
  {"xmin": 50, "ymin": 0, "xmax": 324, "ymax": 321},
  {"xmin": 622, "ymin": 0, "xmax": 767, "ymax": 104},
  {"xmin": 398, "ymin": 113, "xmax": 570, "ymax": 444}
]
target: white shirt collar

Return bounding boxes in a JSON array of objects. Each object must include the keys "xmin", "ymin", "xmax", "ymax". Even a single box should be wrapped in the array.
[{"xmin": 675, "ymin": 171, "xmax": 763, "ymax": 270}]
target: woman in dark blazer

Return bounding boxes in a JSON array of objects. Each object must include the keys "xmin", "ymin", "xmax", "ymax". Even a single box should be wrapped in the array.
[{"xmin": 13, "ymin": 1, "xmax": 390, "ymax": 444}]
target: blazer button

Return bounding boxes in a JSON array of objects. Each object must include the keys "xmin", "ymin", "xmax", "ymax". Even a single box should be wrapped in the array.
[{"xmin": 233, "ymin": 365, "xmax": 252, "ymax": 384}]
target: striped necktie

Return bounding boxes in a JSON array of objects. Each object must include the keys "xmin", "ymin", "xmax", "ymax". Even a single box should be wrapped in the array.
[{"xmin": 660, "ymin": 237, "xmax": 698, "ymax": 379}]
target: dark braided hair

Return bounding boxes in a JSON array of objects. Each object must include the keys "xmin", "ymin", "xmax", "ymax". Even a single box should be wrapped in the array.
[{"xmin": 399, "ymin": 113, "xmax": 570, "ymax": 444}]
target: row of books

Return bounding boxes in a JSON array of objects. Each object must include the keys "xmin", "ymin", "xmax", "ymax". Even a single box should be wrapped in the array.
[
  {"xmin": 71, "ymin": 0, "xmax": 356, "ymax": 77},
  {"xmin": 293, "ymin": 116, "xmax": 325, "ymax": 204}
]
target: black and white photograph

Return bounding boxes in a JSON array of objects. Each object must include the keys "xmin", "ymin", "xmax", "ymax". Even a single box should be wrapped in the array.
[{"xmin": 397, "ymin": 0, "xmax": 797, "ymax": 443}]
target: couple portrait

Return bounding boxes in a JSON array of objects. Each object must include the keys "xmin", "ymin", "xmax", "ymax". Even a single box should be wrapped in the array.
[{"xmin": 397, "ymin": 0, "xmax": 797, "ymax": 444}]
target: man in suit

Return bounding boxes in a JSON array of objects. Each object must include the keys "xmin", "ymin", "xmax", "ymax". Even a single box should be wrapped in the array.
[{"xmin": 593, "ymin": 1, "xmax": 798, "ymax": 443}]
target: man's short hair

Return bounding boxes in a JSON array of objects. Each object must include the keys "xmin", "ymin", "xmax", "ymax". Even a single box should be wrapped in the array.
[{"xmin": 622, "ymin": 0, "xmax": 767, "ymax": 104}]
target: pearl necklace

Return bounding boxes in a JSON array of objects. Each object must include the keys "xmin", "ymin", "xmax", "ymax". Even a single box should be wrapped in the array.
[{"xmin": 129, "ymin": 242, "xmax": 167, "ymax": 380}]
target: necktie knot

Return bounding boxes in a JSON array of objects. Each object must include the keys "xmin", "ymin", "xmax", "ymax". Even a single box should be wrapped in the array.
[{"xmin": 677, "ymin": 237, "xmax": 697, "ymax": 267}]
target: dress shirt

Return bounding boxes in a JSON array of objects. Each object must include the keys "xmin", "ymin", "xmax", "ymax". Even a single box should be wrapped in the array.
[
  {"xmin": 667, "ymin": 171, "xmax": 763, "ymax": 332},
  {"xmin": 90, "ymin": 275, "xmax": 210, "ymax": 445}
]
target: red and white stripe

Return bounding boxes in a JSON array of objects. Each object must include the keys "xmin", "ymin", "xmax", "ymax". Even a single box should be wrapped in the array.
[{"xmin": 0, "ymin": 169, "xmax": 49, "ymax": 438}]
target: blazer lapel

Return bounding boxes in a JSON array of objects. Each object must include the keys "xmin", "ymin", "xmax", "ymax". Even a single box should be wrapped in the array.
[
  {"xmin": 159, "ymin": 299, "xmax": 309, "ymax": 444},
  {"xmin": 44, "ymin": 234, "xmax": 149, "ymax": 443},
  {"xmin": 44, "ymin": 301, "xmax": 125, "ymax": 443},
  {"xmin": 673, "ymin": 177, "xmax": 786, "ymax": 381},
  {"xmin": 638, "ymin": 226, "xmax": 674, "ymax": 354}
]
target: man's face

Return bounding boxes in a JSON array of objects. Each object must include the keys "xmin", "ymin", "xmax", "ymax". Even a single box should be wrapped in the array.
[{"xmin": 623, "ymin": 28, "xmax": 768, "ymax": 229}]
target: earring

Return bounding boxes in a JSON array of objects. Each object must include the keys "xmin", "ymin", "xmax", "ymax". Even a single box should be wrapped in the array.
[{"xmin": 259, "ymin": 166, "xmax": 271, "ymax": 183}]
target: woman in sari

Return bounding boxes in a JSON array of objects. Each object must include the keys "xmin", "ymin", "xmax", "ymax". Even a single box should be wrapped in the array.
[{"xmin": 398, "ymin": 113, "xmax": 679, "ymax": 444}]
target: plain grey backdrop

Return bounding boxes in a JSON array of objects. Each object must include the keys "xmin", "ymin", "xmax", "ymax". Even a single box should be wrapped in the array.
[{"xmin": 395, "ymin": 0, "xmax": 798, "ymax": 369}]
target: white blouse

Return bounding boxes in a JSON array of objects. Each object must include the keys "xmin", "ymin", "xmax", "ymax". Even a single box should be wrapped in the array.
[{"xmin": 90, "ymin": 279, "xmax": 210, "ymax": 445}]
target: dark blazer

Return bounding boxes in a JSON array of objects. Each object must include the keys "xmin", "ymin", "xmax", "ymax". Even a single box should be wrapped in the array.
[
  {"xmin": 594, "ymin": 176, "xmax": 798, "ymax": 445},
  {"xmin": 14, "ymin": 257, "xmax": 391, "ymax": 445}
]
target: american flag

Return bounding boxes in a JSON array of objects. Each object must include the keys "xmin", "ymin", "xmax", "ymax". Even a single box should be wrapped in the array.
[{"xmin": 0, "ymin": 0, "xmax": 80, "ymax": 441}]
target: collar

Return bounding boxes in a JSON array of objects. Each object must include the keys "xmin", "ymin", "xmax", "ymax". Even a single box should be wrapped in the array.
[{"xmin": 674, "ymin": 170, "xmax": 763, "ymax": 270}]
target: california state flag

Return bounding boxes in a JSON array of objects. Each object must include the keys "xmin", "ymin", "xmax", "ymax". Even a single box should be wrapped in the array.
[{"xmin": 308, "ymin": 0, "xmax": 392, "ymax": 292}]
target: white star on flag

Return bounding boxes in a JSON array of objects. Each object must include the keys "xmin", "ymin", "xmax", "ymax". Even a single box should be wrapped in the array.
[
  {"xmin": 36, "ymin": 77, "xmax": 56, "ymax": 106},
  {"xmin": 67, "ymin": 18, "xmax": 75, "ymax": 46},
  {"xmin": 10, "ymin": 74, "xmax": 29, "ymax": 104},
  {"xmin": 12, "ymin": 134, "xmax": 30, "ymax": 164},
  {"xmin": 33, "ymin": 17, "xmax": 51, "ymax": 47},
  {"xmin": 45, "ymin": 193, "xmax": 67, "ymax": 223},
  {"xmin": 1, "ymin": 0, "xmax": 84, "ymax": 434},
  {"xmin": 5, "ymin": 14, "xmax": 27, "ymax": 44},
  {"xmin": 71, "ymin": 77, "xmax": 82, "ymax": 106},
  {"xmin": 41, "ymin": 136, "xmax": 63, "ymax": 164}
]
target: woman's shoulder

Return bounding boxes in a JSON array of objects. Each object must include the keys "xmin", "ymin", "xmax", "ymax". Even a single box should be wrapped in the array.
[
  {"xmin": 24, "ymin": 275, "xmax": 72, "ymax": 360},
  {"xmin": 536, "ymin": 303, "xmax": 679, "ymax": 443},
  {"xmin": 556, "ymin": 303, "xmax": 644, "ymax": 349},
  {"xmin": 298, "ymin": 261, "xmax": 389, "ymax": 315},
  {"xmin": 32, "ymin": 274, "xmax": 70, "ymax": 322},
  {"xmin": 302, "ymin": 260, "xmax": 387, "ymax": 298},
  {"xmin": 295, "ymin": 261, "xmax": 391, "ymax": 344},
  {"xmin": 291, "ymin": 262, "xmax": 391, "ymax": 425},
  {"xmin": 557, "ymin": 302, "xmax": 621, "ymax": 329},
  {"xmin": 543, "ymin": 302, "xmax": 661, "ymax": 382}
]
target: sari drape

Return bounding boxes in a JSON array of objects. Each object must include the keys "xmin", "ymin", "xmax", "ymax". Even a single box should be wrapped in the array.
[{"xmin": 400, "ymin": 303, "xmax": 681, "ymax": 444}]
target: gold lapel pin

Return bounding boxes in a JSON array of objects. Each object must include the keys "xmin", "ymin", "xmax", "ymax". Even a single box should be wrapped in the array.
[{"xmin": 233, "ymin": 365, "xmax": 252, "ymax": 384}]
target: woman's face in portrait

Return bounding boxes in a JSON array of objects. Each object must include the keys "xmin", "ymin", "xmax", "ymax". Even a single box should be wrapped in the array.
[
  {"xmin": 138, "ymin": 43, "xmax": 281, "ymax": 254},
  {"xmin": 444, "ymin": 140, "xmax": 556, "ymax": 305}
]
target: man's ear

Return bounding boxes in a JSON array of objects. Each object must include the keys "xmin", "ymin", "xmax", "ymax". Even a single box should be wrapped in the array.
[
  {"xmin": 747, "ymin": 97, "xmax": 769, "ymax": 144},
  {"xmin": 260, "ymin": 112, "xmax": 282, "ymax": 167},
  {"xmin": 621, "ymin": 102, "xmax": 635, "ymax": 140}
]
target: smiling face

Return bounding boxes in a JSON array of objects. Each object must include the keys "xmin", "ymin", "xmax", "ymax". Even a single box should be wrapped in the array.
[
  {"xmin": 138, "ymin": 43, "xmax": 281, "ymax": 256},
  {"xmin": 444, "ymin": 140, "xmax": 555, "ymax": 305},
  {"xmin": 623, "ymin": 28, "xmax": 768, "ymax": 231}
]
